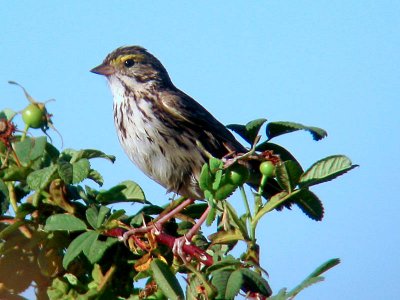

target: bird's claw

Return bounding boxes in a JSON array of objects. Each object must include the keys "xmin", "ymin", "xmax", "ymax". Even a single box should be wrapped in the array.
[
  {"xmin": 172, "ymin": 235, "xmax": 192, "ymax": 262},
  {"xmin": 122, "ymin": 229, "xmax": 137, "ymax": 246}
]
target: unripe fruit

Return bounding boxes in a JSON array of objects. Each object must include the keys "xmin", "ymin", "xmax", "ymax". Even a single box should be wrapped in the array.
[
  {"xmin": 259, "ymin": 161, "xmax": 275, "ymax": 178},
  {"xmin": 227, "ymin": 164, "xmax": 250, "ymax": 186},
  {"xmin": 22, "ymin": 103, "xmax": 46, "ymax": 128}
]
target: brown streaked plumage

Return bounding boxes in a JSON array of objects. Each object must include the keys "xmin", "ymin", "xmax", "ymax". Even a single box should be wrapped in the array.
[{"xmin": 91, "ymin": 46, "xmax": 246, "ymax": 199}]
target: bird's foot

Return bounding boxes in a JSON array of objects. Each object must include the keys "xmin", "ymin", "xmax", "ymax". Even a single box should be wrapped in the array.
[
  {"xmin": 172, "ymin": 235, "xmax": 192, "ymax": 262},
  {"xmin": 121, "ymin": 224, "xmax": 155, "ymax": 246}
]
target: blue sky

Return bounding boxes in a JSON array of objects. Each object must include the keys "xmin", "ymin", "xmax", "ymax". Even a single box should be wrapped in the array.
[{"xmin": 1, "ymin": 1, "xmax": 399, "ymax": 299}]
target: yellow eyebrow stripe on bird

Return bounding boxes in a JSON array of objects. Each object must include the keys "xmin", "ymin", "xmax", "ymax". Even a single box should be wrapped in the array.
[{"xmin": 111, "ymin": 54, "xmax": 146, "ymax": 66}]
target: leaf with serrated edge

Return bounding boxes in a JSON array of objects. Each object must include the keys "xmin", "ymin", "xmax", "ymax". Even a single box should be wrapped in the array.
[
  {"xmin": 57, "ymin": 161, "xmax": 73, "ymax": 184},
  {"xmin": 72, "ymin": 158, "xmax": 90, "ymax": 184},
  {"xmin": 266, "ymin": 121, "xmax": 327, "ymax": 141},
  {"xmin": 227, "ymin": 118, "xmax": 267, "ymax": 145},
  {"xmin": 241, "ymin": 268, "xmax": 272, "ymax": 297},
  {"xmin": 87, "ymin": 169, "xmax": 104, "ymax": 186},
  {"xmin": 0, "ymin": 180, "xmax": 9, "ymax": 215},
  {"xmin": 86, "ymin": 207, "xmax": 99, "ymax": 229},
  {"xmin": 253, "ymin": 191, "xmax": 292, "ymax": 223},
  {"xmin": 206, "ymin": 204, "xmax": 217, "ymax": 226},
  {"xmin": 209, "ymin": 229, "xmax": 245, "ymax": 244},
  {"xmin": 97, "ymin": 206, "xmax": 110, "ymax": 228},
  {"xmin": 45, "ymin": 214, "xmax": 87, "ymax": 231},
  {"xmin": 120, "ymin": 180, "xmax": 146, "ymax": 201},
  {"xmin": 96, "ymin": 181, "xmax": 146, "ymax": 204},
  {"xmin": 199, "ymin": 163, "xmax": 212, "ymax": 191},
  {"xmin": 14, "ymin": 137, "xmax": 46, "ymax": 165},
  {"xmin": 293, "ymin": 189, "xmax": 324, "ymax": 221},
  {"xmin": 27, "ymin": 165, "xmax": 58, "ymax": 190},
  {"xmin": 206, "ymin": 257, "xmax": 242, "ymax": 273},
  {"xmin": 275, "ymin": 160, "xmax": 303, "ymax": 193},
  {"xmin": 288, "ymin": 258, "xmax": 340, "ymax": 298},
  {"xmin": 150, "ymin": 259, "xmax": 184, "ymax": 300},
  {"xmin": 299, "ymin": 155, "xmax": 358, "ymax": 188},
  {"xmin": 70, "ymin": 149, "xmax": 116, "ymax": 163},
  {"xmin": 307, "ymin": 258, "xmax": 340, "ymax": 279},
  {"xmin": 225, "ymin": 270, "xmax": 243, "ymax": 299},
  {"xmin": 63, "ymin": 231, "xmax": 98, "ymax": 269},
  {"xmin": 87, "ymin": 238, "xmax": 117, "ymax": 264},
  {"xmin": 209, "ymin": 157, "xmax": 223, "ymax": 173},
  {"xmin": 225, "ymin": 202, "xmax": 249, "ymax": 239},
  {"xmin": 211, "ymin": 270, "xmax": 231, "ymax": 299},
  {"xmin": 288, "ymin": 277, "xmax": 324, "ymax": 298}
]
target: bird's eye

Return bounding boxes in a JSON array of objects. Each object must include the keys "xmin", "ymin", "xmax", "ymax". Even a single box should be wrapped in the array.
[{"xmin": 124, "ymin": 59, "xmax": 135, "ymax": 68}]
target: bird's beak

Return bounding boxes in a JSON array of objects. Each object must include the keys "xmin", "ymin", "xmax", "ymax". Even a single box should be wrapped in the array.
[{"xmin": 90, "ymin": 63, "xmax": 116, "ymax": 76}]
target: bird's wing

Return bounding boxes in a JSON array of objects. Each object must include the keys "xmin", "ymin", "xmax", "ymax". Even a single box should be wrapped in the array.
[{"xmin": 160, "ymin": 90, "xmax": 246, "ymax": 158}]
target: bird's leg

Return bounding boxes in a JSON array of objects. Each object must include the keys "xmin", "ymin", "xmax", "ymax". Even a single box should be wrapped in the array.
[
  {"xmin": 122, "ymin": 198, "xmax": 195, "ymax": 244},
  {"xmin": 172, "ymin": 205, "xmax": 211, "ymax": 262}
]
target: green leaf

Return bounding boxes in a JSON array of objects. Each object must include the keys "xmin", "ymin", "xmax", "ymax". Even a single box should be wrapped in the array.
[
  {"xmin": 181, "ymin": 203, "xmax": 209, "ymax": 219},
  {"xmin": 13, "ymin": 136, "xmax": 47, "ymax": 165},
  {"xmin": 150, "ymin": 259, "xmax": 184, "ymax": 300},
  {"xmin": 206, "ymin": 203, "xmax": 217, "ymax": 226},
  {"xmin": 209, "ymin": 157, "xmax": 223, "ymax": 173},
  {"xmin": 57, "ymin": 161, "xmax": 73, "ymax": 184},
  {"xmin": 107, "ymin": 209, "xmax": 126, "ymax": 221},
  {"xmin": 86, "ymin": 237, "xmax": 117, "ymax": 264},
  {"xmin": 299, "ymin": 155, "xmax": 358, "ymax": 188},
  {"xmin": 214, "ymin": 183, "xmax": 237, "ymax": 200},
  {"xmin": 0, "ymin": 180, "xmax": 9, "ymax": 215},
  {"xmin": 287, "ymin": 259, "xmax": 340, "ymax": 298},
  {"xmin": 199, "ymin": 163, "xmax": 212, "ymax": 191},
  {"xmin": 211, "ymin": 270, "xmax": 232, "ymax": 299},
  {"xmin": 209, "ymin": 229, "xmax": 245, "ymax": 244},
  {"xmin": 307, "ymin": 258, "xmax": 340, "ymax": 279},
  {"xmin": 97, "ymin": 206, "xmax": 111, "ymax": 228},
  {"xmin": 85, "ymin": 206, "xmax": 111, "ymax": 230},
  {"xmin": 225, "ymin": 269, "xmax": 243, "ymax": 299},
  {"xmin": 96, "ymin": 180, "xmax": 146, "ymax": 204},
  {"xmin": 87, "ymin": 169, "xmax": 104, "ymax": 186},
  {"xmin": 275, "ymin": 160, "xmax": 303, "ymax": 193},
  {"xmin": 27, "ymin": 165, "xmax": 58, "ymax": 190},
  {"xmin": 86, "ymin": 207, "xmax": 99, "ymax": 229},
  {"xmin": 63, "ymin": 231, "xmax": 98, "ymax": 269},
  {"xmin": 292, "ymin": 189, "xmax": 324, "ymax": 221},
  {"xmin": 268, "ymin": 288, "xmax": 288, "ymax": 300},
  {"xmin": 253, "ymin": 191, "xmax": 294, "ymax": 223},
  {"xmin": 92, "ymin": 264, "xmax": 103, "ymax": 284},
  {"xmin": 47, "ymin": 278, "xmax": 70, "ymax": 300},
  {"xmin": 266, "ymin": 121, "xmax": 327, "ymax": 141},
  {"xmin": 44, "ymin": 214, "xmax": 87, "ymax": 231},
  {"xmin": 1, "ymin": 166, "xmax": 31, "ymax": 181},
  {"xmin": 45, "ymin": 142, "xmax": 60, "ymax": 162},
  {"xmin": 71, "ymin": 158, "xmax": 90, "ymax": 184},
  {"xmin": 212, "ymin": 169, "xmax": 223, "ymax": 190},
  {"xmin": 227, "ymin": 118, "xmax": 267, "ymax": 145},
  {"xmin": 225, "ymin": 202, "xmax": 249, "ymax": 240},
  {"xmin": 241, "ymin": 268, "xmax": 272, "ymax": 297},
  {"xmin": 206, "ymin": 257, "xmax": 242, "ymax": 273},
  {"xmin": 70, "ymin": 149, "xmax": 116, "ymax": 163}
]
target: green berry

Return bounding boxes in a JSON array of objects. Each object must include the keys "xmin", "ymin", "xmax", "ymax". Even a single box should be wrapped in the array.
[
  {"xmin": 227, "ymin": 164, "xmax": 250, "ymax": 186},
  {"xmin": 22, "ymin": 103, "xmax": 46, "ymax": 128},
  {"xmin": 259, "ymin": 161, "xmax": 275, "ymax": 178}
]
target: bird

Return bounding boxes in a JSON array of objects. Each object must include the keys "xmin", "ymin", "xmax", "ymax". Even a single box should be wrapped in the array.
[
  {"xmin": 90, "ymin": 46, "xmax": 280, "ymax": 262},
  {"xmin": 91, "ymin": 46, "xmax": 248, "ymax": 201}
]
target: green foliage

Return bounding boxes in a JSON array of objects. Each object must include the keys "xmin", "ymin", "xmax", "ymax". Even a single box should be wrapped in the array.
[
  {"xmin": 150, "ymin": 259, "xmax": 184, "ymax": 300},
  {"xmin": 0, "ymin": 85, "xmax": 356, "ymax": 299}
]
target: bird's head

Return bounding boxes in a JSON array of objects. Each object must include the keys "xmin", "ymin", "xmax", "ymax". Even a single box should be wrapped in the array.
[{"xmin": 91, "ymin": 46, "xmax": 173, "ymax": 89}]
